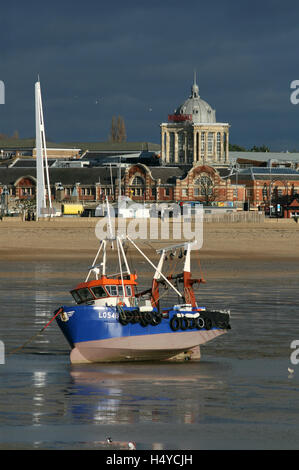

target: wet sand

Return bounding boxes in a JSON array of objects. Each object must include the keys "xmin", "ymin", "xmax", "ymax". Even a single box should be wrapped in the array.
[
  {"xmin": 1, "ymin": 217, "xmax": 299, "ymax": 450},
  {"xmin": 0, "ymin": 217, "xmax": 299, "ymax": 281}
]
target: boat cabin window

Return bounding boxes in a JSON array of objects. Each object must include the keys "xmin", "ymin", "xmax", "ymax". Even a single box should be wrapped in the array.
[
  {"xmin": 126, "ymin": 286, "xmax": 132, "ymax": 296},
  {"xmin": 106, "ymin": 285, "xmax": 118, "ymax": 296},
  {"xmin": 90, "ymin": 286, "xmax": 107, "ymax": 299},
  {"xmin": 104, "ymin": 285, "xmax": 133, "ymax": 297},
  {"xmin": 71, "ymin": 288, "xmax": 94, "ymax": 304},
  {"xmin": 78, "ymin": 288, "xmax": 94, "ymax": 302},
  {"xmin": 70, "ymin": 290, "xmax": 82, "ymax": 304}
]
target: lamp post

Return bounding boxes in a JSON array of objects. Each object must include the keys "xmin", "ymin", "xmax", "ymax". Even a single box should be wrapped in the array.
[
  {"xmin": 0, "ymin": 185, "xmax": 9, "ymax": 216},
  {"xmin": 269, "ymin": 160, "xmax": 272, "ymax": 217}
]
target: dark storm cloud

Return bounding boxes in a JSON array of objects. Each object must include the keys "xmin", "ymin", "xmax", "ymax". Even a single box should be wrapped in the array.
[{"xmin": 1, "ymin": 0, "xmax": 299, "ymax": 150}]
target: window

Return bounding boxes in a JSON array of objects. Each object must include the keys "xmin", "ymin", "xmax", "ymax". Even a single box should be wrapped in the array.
[
  {"xmin": 201, "ymin": 132, "xmax": 205, "ymax": 157},
  {"xmin": 77, "ymin": 288, "xmax": 94, "ymax": 302},
  {"xmin": 169, "ymin": 132, "xmax": 175, "ymax": 161},
  {"xmin": 70, "ymin": 290, "xmax": 82, "ymax": 304},
  {"xmin": 106, "ymin": 285, "xmax": 117, "ymax": 296},
  {"xmin": 217, "ymin": 132, "xmax": 221, "ymax": 159},
  {"xmin": 194, "ymin": 176, "xmax": 213, "ymax": 196},
  {"xmin": 82, "ymin": 188, "xmax": 92, "ymax": 196},
  {"xmin": 91, "ymin": 286, "xmax": 107, "ymax": 298},
  {"xmin": 178, "ymin": 132, "xmax": 184, "ymax": 162},
  {"xmin": 71, "ymin": 288, "xmax": 94, "ymax": 304},
  {"xmin": 132, "ymin": 188, "xmax": 144, "ymax": 197},
  {"xmin": 164, "ymin": 188, "xmax": 170, "ymax": 196},
  {"xmin": 126, "ymin": 286, "xmax": 132, "ymax": 296},
  {"xmin": 103, "ymin": 188, "xmax": 112, "ymax": 196},
  {"xmin": 207, "ymin": 132, "xmax": 214, "ymax": 156},
  {"xmin": 132, "ymin": 176, "xmax": 144, "ymax": 186},
  {"xmin": 21, "ymin": 188, "xmax": 32, "ymax": 196},
  {"xmin": 182, "ymin": 188, "xmax": 188, "ymax": 197},
  {"xmin": 118, "ymin": 286, "xmax": 124, "ymax": 297}
]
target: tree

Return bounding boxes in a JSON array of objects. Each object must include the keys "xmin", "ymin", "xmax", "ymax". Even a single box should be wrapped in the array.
[
  {"xmin": 117, "ymin": 116, "xmax": 126, "ymax": 143},
  {"xmin": 109, "ymin": 115, "xmax": 127, "ymax": 143},
  {"xmin": 110, "ymin": 116, "xmax": 118, "ymax": 143},
  {"xmin": 229, "ymin": 143, "xmax": 247, "ymax": 151},
  {"xmin": 194, "ymin": 174, "xmax": 218, "ymax": 205},
  {"xmin": 250, "ymin": 145, "xmax": 270, "ymax": 152},
  {"xmin": 12, "ymin": 130, "xmax": 19, "ymax": 139}
]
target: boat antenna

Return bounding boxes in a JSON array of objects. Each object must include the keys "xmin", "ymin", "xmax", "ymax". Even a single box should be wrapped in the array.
[
  {"xmin": 116, "ymin": 236, "xmax": 125, "ymax": 302},
  {"xmin": 109, "ymin": 163, "xmax": 114, "ymax": 200},
  {"xmin": 106, "ymin": 196, "xmax": 114, "ymax": 248}
]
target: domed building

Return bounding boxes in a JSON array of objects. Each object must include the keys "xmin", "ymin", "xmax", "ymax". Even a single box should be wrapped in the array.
[{"xmin": 160, "ymin": 75, "xmax": 230, "ymax": 166}]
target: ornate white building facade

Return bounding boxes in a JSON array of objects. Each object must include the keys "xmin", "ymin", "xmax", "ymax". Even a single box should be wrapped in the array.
[{"xmin": 160, "ymin": 76, "xmax": 230, "ymax": 166}]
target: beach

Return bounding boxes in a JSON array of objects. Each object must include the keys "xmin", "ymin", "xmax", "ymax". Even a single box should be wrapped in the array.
[{"xmin": 0, "ymin": 217, "xmax": 299, "ymax": 281}]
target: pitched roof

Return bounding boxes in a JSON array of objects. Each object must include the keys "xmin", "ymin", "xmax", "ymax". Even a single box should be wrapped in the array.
[{"xmin": 234, "ymin": 167, "xmax": 299, "ymax": 181}]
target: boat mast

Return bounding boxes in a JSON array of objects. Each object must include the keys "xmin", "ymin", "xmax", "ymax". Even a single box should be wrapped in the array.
[
  {"xmin": 116, "ymin": 237, "xmax": 125, "ymax": 302},
  {"xmin": 106, "ymin": 196, "xmax": 114, "ymax": 248},
  {"xmin": 151, "ymin": 249, "xmax": 165, "ymax": 308},
  {"xmin": 35, "ymin": 79, "xmax": 52, "ymax": 220},
  {"xmin": 85, "ymin": 239, "xmax": 105, "ymax": 282}
]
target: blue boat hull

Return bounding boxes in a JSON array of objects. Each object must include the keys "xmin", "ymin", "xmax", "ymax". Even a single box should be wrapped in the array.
[{"xmin": 56, "ymin": 304, "xmax": 229, "ymax": 363}]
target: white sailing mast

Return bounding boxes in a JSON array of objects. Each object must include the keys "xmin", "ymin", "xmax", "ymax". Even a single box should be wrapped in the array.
[{"xmin": 35, "ymin": 79, "xmax": 52, "ymax": 220}]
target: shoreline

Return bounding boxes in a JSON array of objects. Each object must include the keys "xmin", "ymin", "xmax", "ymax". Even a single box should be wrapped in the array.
[{"xmin": 0, "ymin": 218, "xmax": 299, "ymax": 280}]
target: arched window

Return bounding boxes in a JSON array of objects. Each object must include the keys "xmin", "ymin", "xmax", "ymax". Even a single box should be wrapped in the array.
[
  {"xmin": 194, "ymin": 175, "xmax": 213, "ymax": 197},
  {"xmin": 131, "ymin": 176, "xmax": 144, "ymax": 186},
  {"xmin": 130, "ymin": 175, "xmax": 145, "ymax": 197}
]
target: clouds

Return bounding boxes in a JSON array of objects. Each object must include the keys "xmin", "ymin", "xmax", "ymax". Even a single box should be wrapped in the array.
[{"xmin": 1, "ymin": 0, "xmax": 299, "ymax": 149}]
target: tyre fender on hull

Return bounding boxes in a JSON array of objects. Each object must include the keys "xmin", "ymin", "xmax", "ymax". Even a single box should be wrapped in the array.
[
  {"xmin": 194, "ymin": 316, "xmax": 205, "ymax": 329},
  {"xmin": 170, "ymin": 315, "xmax": 181, "ymax": 331}
]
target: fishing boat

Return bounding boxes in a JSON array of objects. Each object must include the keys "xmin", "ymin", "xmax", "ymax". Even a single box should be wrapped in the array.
[{"xmin": 55, "ymin": 233, "xmax": 231, "ymax": 364}]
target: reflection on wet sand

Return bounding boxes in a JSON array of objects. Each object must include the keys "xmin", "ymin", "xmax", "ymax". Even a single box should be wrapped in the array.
[{"xmin": 68, "ymin": 364, "xmax": 227, "ymax": 430}]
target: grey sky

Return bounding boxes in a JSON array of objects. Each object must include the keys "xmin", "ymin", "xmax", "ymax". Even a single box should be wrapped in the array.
[{"xmin": 1, "ymin": 0, "xmax": 299, "ymax": 150}]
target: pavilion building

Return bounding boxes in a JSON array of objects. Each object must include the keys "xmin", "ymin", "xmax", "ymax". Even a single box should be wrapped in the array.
[{"xmin": 160, "ymin": 75, "xmax": 230, "ymax": 166}]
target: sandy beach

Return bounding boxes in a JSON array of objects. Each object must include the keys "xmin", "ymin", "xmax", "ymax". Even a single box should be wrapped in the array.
[{"xmin": 0, "ymin": 217, "xmax": 298, "ymax": 281}]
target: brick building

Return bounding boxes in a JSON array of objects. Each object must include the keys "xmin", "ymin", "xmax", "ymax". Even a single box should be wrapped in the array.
[
  {"xmin": 0, "ymin": 163, "xmax": 243, "ymax": 210},
  {"xmin": 231, "ymin": 167, "xmax": 299, "ymax": 212}
]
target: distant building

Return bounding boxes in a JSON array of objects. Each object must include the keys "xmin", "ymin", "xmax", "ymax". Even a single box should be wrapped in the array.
[
  {"xmin": 160, "ymin": 76, "xmax": 230, "ymax": 166},
  {"xmin": 0, "ymin": 163, "xmax": 244, "ymax": 209},
  {"xmin": 231, "ymin": 167, "xmax": 299, "ymax": 214},
  {"xmin": 32, "ymin": 148, "xmax": 81, "ymax": 159},
  {"xmin": 229, "ymin": 151, "xmax": 299, "ymax": 170}
]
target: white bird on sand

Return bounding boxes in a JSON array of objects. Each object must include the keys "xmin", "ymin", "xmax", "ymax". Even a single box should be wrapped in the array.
[
  {"xmin": 103, "ymin": 437, "xmax": 136, "ymax": 450},
  {"xmin": 288, "ymin": 368, "xmax": 295, "ymax": 379}
]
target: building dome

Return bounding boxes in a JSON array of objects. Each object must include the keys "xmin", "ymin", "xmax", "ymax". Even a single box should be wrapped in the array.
[{"xmin": 174, "ymin": 75, "xmax": 216, "ymax": 124}]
